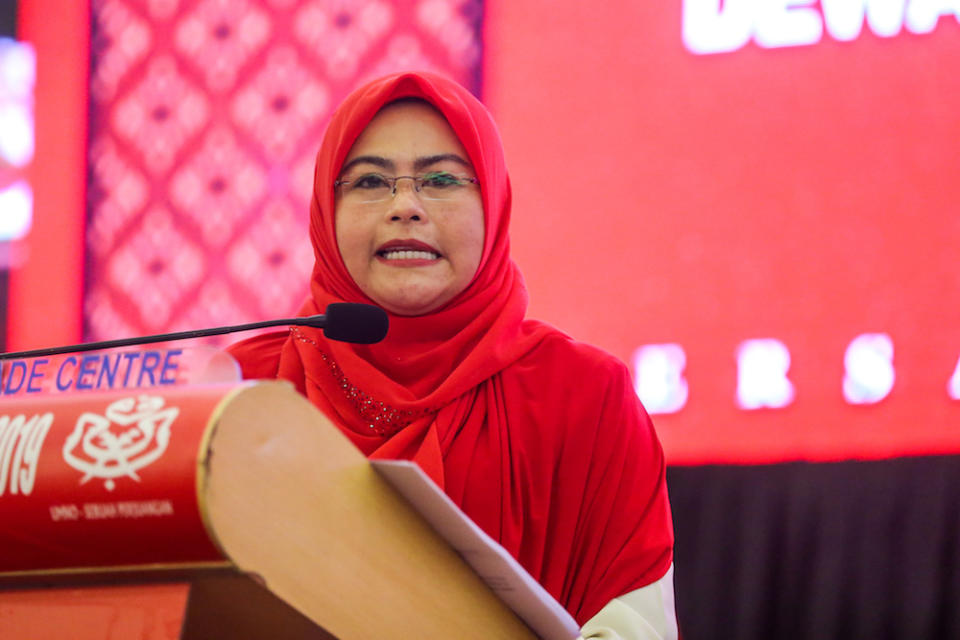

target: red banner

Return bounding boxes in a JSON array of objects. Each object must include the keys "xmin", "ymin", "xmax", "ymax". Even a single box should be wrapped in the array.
[{"xmin": 0, "ymin": 384, "xmax": 244, "ymax": 575}]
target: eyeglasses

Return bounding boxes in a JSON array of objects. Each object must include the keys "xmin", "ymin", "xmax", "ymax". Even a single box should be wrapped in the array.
[{"xmin": 334, "ymin": 171, "xmax": 480, "ymax": 203}]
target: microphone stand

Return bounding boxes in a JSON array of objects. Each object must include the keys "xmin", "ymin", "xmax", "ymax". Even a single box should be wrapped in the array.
[{"xmin": 0, "ymin": 316, "xmax": 327, "ymax": 361}]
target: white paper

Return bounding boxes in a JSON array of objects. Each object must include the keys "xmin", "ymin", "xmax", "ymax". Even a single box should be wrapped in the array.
[{"xmin": 372, "ymin": 459, "xmax": 580, "ymax": 640}]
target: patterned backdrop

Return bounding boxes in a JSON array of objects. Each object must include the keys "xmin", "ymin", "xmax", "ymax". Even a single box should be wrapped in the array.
[{"xmin": 85, "ymin": 0, "xmax": 483, "ymax": 343}]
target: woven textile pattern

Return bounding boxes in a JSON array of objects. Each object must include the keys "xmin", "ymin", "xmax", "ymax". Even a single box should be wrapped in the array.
[{"xmin": 86, "ymin": 0, "xmax": 483, "ymax": 342}]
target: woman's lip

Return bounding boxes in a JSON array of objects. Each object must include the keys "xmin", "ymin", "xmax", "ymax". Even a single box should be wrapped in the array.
[
  {"xmin": 376, "ymin": 239, "xmax": 442, "ymax": 266},
  {"xmin": 376, "ymin": 239, "xmax": 441, "ymax": 254},
  {"xmin": 375, "ymin": 252, "xmax": 440, "ymax": 266}
]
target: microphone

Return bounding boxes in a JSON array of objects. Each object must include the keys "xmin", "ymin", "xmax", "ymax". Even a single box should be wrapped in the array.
[{"xmin": 0, "ymin": 303, "xmax": 389, "ymax": 360}]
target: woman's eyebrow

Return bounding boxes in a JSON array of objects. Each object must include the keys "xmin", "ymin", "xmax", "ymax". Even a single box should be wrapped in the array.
[
  {"xmin": 340, "ymin": 155, "xmax": 394, "ymax": 174},
  {"xmin": 341, "ymin": 153, "xmax": 471, "ymax": 175},
  {"xmin": 414, "ymin": 154, "xmax": 471, "ymax": 172}
]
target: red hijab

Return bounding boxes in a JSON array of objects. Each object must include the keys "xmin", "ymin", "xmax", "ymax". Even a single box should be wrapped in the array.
[
  {"xmin": 231, "ymin": 70, "xmax": 553, "ymax": 484},
  {"xmin": 229, "ymin": 71, "xmax": 673, "ymax": 624}
]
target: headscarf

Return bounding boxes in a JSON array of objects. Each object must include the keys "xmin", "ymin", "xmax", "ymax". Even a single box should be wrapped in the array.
[
  {"xmin": 230, "ymin": 71, "xmax": 552, "ymax": 485},
  {"xmin": 228, "ymin": 72, "xmax": 673, "ymax": 624}
]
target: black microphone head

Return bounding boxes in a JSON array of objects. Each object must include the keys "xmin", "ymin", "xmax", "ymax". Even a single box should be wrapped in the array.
[{"xmin": 322, "ymin": 303, "xmax": 389, "ymax": 344}]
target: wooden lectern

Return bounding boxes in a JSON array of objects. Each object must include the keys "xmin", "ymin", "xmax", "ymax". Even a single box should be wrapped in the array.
[{"xmin": 0, "ymin": 382, "xmax": 538, "ymax": 639}]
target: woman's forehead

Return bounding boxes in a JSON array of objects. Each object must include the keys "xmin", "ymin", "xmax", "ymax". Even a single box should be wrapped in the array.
[{"xmin": 343, "ymin": 100, "xmax": 471, "ymax": 168}]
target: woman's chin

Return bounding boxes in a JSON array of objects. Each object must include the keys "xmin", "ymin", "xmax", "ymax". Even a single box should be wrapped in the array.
[
  {"xmin": 364, "ymin": 277, "xmax": 463, "ymax": 317},
  {"xmin": 374, "ymin": 297, "xmax": 446, "ymax": 317},
  {"xmin": 371, "ymin": 292, "xmax": 448, "ymax": 317}
]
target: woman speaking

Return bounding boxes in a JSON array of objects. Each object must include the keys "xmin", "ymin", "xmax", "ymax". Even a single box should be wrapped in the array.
[{"xmin": 229, "ymin": 71, "xmax": 677, "ymax": 639}]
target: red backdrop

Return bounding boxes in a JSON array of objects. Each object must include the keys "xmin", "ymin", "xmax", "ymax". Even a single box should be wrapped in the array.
[
  {"xmin": 485, "ymin": 0, "xmax": 960, "ymax": 463},
  {"xmin": 10, "ymin": 0, "xmax": 960, "ymax": 465},
  {"xmin": 82, "ymin": 0, "xmax": 482, "ymax": 342}
]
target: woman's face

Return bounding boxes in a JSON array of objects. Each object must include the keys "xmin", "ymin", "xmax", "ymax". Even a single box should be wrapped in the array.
[{"xmin": 335, "ymin": 101, "xmax": 485, "ymax": 316}]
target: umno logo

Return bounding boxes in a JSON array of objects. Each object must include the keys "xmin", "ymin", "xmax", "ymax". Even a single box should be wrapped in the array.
[{"xmin": 63, "ymin": 395, "xmax": 179, "ymax": 491}]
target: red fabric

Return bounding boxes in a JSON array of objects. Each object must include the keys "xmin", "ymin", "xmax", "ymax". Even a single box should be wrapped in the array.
[{"xmin": 228, "ymin": 71, "xmax": 673, "ymax": 624}]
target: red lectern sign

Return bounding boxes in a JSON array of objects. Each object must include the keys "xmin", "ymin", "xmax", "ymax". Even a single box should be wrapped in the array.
[{"xmin": 0, "ymin": 384, "xmax": 238, "ymax": 576}]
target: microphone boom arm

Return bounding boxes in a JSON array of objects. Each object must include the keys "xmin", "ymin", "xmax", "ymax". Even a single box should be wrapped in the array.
[{"xmin": 0, "ymin": 316, "xmax": 327, "ymax": 361}]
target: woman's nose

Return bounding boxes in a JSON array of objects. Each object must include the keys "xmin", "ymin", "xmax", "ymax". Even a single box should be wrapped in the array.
[{"xmin": 385, "ymin": 179, "xmax": 427, "ymax": 221}]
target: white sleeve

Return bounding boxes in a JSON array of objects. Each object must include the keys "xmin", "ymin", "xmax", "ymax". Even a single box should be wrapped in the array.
[{"xmin": 577, "ymin": 564, "xmax": 678, "ymax": 640}]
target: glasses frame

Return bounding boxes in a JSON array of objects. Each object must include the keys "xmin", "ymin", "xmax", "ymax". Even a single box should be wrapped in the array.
[{"xmin": 334, "ymin": 172, "xmax": 480, "ymax": 203}]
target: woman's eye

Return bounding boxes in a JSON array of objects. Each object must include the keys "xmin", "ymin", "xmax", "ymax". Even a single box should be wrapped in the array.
[
  {"xmin": 421, "ymin": 172, "xmax": 461, "ymax": 188},
  {"xmin": 354, "ymin": 174, "xmax": 390, "ymax": 189}
]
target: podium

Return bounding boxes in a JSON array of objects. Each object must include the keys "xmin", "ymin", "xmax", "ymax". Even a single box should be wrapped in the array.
[{"xmin": 0, "ymin": 381, "xmax": 539, "ymax": 639}]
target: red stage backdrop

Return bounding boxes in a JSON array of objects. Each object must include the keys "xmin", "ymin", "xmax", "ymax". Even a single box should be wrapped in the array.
[
  {"xmin": 485, "ymin": 0, "xmax": 960, "ymax": 464},
  {"xmin": 9, "ymin": 1, "xmax": 960, "ymax": 466},
  {"xmin": 83, "ymin": 0, "xmax": 482, "ymax": 342}
]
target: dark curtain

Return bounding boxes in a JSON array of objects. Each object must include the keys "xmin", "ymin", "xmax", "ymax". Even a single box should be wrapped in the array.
[
  {"xmin": 0, "ymin": 1, "xmax": 16, "ymax": 37},
  {"xmin": 668, "ymin": 456, "xmax": 960, "ymax": 640}
]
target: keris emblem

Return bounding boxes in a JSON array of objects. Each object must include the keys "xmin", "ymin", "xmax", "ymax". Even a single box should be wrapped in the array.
[{"xmin": 63, "ymin": 395, "xmax": 178, "ymax": 490}]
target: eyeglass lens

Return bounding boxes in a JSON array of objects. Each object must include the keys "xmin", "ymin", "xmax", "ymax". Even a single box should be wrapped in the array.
[{"xmin": 338, "ymin": 172, "xmax": 476, "ymax": 203}]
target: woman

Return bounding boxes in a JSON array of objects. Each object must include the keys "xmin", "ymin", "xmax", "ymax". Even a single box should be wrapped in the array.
[{"xmin": 229, "ymin": 71, "xmax": 677, "ymax": 639}]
